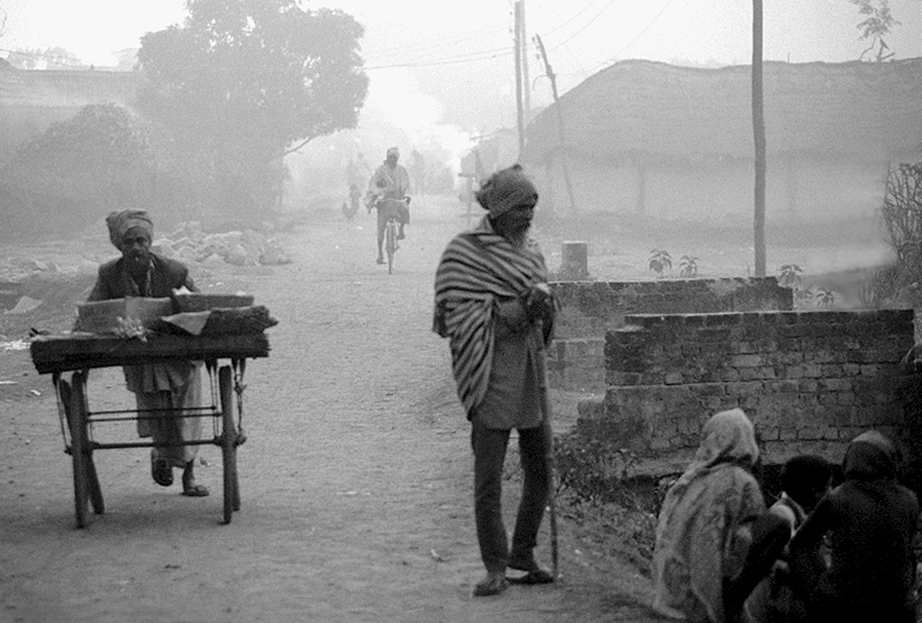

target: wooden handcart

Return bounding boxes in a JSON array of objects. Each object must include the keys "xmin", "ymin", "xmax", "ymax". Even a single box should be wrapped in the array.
[{"xmin": 30, "ymin": 333, "xmax": 270, "ymax": 528}]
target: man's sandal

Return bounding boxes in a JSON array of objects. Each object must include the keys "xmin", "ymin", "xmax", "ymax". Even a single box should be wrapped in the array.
[
  {"xmin": 473, "ymin": 573, "xmax": 508, "ymax": 597},
  {"xmin": 507, "ymin": 559, "xmax": 555, "ymax": 585},
  {"xmin": 151, "ymin": 457, "xmax": 173, "ymax": 487},
  {"xmin": 182, "ymin": 483, "xmax": 210, "ymax": 497},
  {"xmin": 507, "ymin": 569, "xmax": 554, "ymax": 585}
]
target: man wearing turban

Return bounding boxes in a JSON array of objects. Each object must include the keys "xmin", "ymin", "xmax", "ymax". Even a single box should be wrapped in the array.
[
  {"xmin": 433, "ymin": 165, "xmax": 556, "ymax": 596},
  {"xmin": 365, "ymin": 147, "xmax": 411, "ymax": 265},
  {"xmin": 87, "ymin": 209, "xmax": 209, "ymax": 497}
]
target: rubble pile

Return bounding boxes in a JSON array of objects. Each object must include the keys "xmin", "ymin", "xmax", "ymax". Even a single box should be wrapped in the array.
[{"xmin": 153, "ymin": 222, "xmax": 292, "ymax": 267}]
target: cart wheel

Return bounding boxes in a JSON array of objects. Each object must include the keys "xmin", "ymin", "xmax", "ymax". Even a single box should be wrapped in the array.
[
  {"xmin": 231, "ymin": 447, "xmax": 241, "ymax": 511},
  {"xmin": 219, "ymin": 366, "xmax": 239, "ymax": 524},
  {"xmin": 72, "ymin": 373, "xmax": 105, "ymax": 516},
  {"xmin": 61, "ymin": 377, "xmax": 89, "ymax": 529},
  {"xmin": 86, "ymin": 458, "xmax": 105, "ymax": 515}
]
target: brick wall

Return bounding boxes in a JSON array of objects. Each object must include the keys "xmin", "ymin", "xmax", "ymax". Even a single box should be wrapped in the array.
[
  {"xmin": 547, "ymin": 278, "xmax": 792, "ymax": 391},
  {"xmin": 576, "ymin": 309, "xmax": 916, "ymax": 471}
]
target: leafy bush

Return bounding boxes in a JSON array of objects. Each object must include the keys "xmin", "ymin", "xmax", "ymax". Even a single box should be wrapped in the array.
[
  {"xmin": 553, "ymin": 430, "xmax": 662, "ymax": 567},
  {"xmin": 873, "ymin": 161, "xmax": 922, "ymax": 316},
  {"xmin": 553, "ymin": 431, "xmax": 666, "ymax": 514},
  {"xmin": 0, "ymin": 104, "xmax": 157, "ymax": 237}
]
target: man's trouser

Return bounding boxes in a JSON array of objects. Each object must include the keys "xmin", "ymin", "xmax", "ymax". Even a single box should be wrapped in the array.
[
  {"xmin": 376, "ymin": 199, "xmax": 409, "ymax": 246},
  {"xmin": 471, "ymin": 419, "xmax": 549, "ymax": 573}
]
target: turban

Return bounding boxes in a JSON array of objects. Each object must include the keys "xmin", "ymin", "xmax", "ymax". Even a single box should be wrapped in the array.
[
  {"xmin": 106, "ymin": 209, "xmax": 154, "ymax": 249},
  {"xmin": 475, "ymin": 164, "xmax": 538, "ymax": 218}
]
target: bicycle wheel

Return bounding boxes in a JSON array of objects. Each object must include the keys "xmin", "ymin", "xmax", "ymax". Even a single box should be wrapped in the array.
[
  {"xmin": 385, "ymin": 220, "xmax": 396, "ymax": 274},
  {"xmin": 219, "ymin": 365, "xmax": 238, "ymax": 525}
]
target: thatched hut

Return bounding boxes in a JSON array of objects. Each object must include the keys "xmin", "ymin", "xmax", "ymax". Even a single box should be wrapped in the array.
[{"xmin": 521, "ymin": 58, "xmax": 922, "ymax": 221}]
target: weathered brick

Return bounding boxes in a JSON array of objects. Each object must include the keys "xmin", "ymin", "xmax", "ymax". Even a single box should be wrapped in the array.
[
  {"xmin": 732, "ymin": 354, "xmax": 762, "ymax": 368},
  {"xmin": 664, "ymin": 372, "xmax": 683, "ymax": 385},
  {"xmin": 798, "ymin": 426, "xmax": 822, "ymax": 441}
]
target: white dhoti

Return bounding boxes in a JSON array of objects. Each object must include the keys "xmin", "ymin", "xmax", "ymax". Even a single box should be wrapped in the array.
[{"xmin": 125, "ymin": 361, "xmax": 204, "ymax": 468}]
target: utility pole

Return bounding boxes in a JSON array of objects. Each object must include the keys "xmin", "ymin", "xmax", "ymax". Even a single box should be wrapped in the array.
[
  {"xmin": 514, "ymin": 1, "xmax": 526, "ymax": 160},
  {"xmin": 520, "ymin": 0, "xmax": 530, "ymax": 118},
  {"xmin": 752, "ymin": 0, "xmax": 766, "ymax": 276},
  {"xmin": 534, "ymin": 34, "xmax": 577, "ymax": 215}
]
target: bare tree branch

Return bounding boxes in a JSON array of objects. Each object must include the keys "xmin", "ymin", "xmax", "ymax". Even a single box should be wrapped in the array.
[{"xmin": 281, "ymin": 136, "xmax": 314, "ymax": 158}]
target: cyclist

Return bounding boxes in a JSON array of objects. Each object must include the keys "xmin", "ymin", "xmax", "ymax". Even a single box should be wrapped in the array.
[{"xmin": 365, "ymin": 147, "xmax": 411, "ymax": 265}]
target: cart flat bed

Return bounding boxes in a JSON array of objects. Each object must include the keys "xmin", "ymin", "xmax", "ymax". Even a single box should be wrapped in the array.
[{"xmin": 30, "ymin": 332, "xmax": 269, "ymax": 374}]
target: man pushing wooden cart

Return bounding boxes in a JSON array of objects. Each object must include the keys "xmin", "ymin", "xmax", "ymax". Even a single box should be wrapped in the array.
[{"xmin": 29, "ymin": 209, "xmax": 275, "ymax": 528}]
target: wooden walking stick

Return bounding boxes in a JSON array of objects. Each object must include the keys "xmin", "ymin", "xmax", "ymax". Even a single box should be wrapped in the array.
[{"xmin": 535, "ymin": 349, "xmax": 559, "ymax": 580}]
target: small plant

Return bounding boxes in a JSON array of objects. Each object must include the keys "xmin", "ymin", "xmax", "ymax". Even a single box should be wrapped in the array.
[
  {"xmin": 794, "ymin": 285, "xmax": 813, "ymax": 308},
  {"xmin": 815, "ymin": 287, "xmax": 837, "ymax": 307},
  {"xmin": 778, "ymin": 264, "xmax": 803, "ymax": 289},
  {"xmin": 679, "ymin": 255, "xmax": 700, "ymax": 278},
  {"xmin": 648, "ymin": 249, "xmax": 672, "ymax": 278}
]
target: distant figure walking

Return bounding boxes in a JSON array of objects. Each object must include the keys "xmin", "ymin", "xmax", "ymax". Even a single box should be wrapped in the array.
[{"xmin": 342, "ymin": 183, "xmax": 361, "ymax": 221}]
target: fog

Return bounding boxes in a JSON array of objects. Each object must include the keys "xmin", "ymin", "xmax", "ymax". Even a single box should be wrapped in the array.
[{"xmin": 3, "ymin": 0, "xmax": 922, "ymax": 287}]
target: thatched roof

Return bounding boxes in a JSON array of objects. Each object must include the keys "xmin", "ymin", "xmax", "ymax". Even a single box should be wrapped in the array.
[
  {"xmin": 0, "ymin": 64, "xmax": 142, "ymax": 167},
  {"xmin": 522, "ymin": 58, "xmax": 922, "ymax": 165}
]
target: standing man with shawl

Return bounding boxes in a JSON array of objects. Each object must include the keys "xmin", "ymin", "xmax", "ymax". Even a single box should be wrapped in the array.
[
  {"xmin": 87, "ymin": 209, "xmax": 209, "ymax": 497},
  {"xmin": 433, "ymin": 164, "xmax": 557, "ymax": 597}
]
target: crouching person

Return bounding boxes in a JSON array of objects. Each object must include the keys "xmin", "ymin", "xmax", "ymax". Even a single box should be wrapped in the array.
[
  {"xmin": 652, "ymin": 409, "xmax": 769, "ymax": 623},
  {"xmin": 789, "ymin": 430, "xmax": 919, "ymax": 623},
  {"xmin": 745, "ymin": 455, "xmax": 833, "ymax": 623}
]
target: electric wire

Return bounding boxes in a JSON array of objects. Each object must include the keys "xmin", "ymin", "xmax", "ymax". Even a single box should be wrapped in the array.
[{"xmin": 598, "ymin": 0, "xmax": 676, "ymax": 68}]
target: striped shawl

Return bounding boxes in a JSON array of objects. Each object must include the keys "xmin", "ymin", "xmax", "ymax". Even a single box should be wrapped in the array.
[{"xmin": 433, "ymin": 216, "xmax": 548, "ymax": 415}]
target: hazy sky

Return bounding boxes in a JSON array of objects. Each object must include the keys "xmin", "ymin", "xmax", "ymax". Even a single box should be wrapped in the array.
[{"xmin": 2, "ymin": 0, "xmax": 922, "ymax": 148}]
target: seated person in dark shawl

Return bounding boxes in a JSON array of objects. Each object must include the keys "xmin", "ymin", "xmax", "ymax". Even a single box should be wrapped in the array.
[
  {"xmin": 87, "ymin": 209, "xmax": 209, "ymax": 497},
  {"xmin": 746, "ymin": 454, "xmax": 833, "ymax": 623},
  {"xmin": 788, "ymin": 430, "xmax": 919, "ymax": 623}
]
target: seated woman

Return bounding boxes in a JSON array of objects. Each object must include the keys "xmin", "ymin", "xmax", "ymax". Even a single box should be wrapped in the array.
[
  {"xmin": 652, "ymin": 408, "xmax": 767, "ymax": 623},
  {"xmin": 788, "ymin": 430, "xmax": 919, "ymax": 623}
]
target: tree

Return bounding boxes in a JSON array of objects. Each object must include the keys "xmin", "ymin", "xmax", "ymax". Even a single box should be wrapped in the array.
[
  {"xmin": 850, "ymin": 0, "xmax": 900, "ymax": 61},
  {"xmin": 136, "ymin": 0, "xmax": 369, "ymax": 221},
  {"xmin": 1, "ymin": 104, "xmax": 157, "ymax": 234}
]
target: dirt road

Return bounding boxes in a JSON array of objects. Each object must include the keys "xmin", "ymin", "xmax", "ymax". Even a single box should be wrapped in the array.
[{"xmin": 0, "ymin": 199, "xmax": 658, "ymax": 623}]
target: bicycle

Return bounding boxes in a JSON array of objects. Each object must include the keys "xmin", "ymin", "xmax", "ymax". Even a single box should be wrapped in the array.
[
  {"xmin": 384, "ymin": 213, "xmax": 399, "ymax": 274},
  {"xmin": 375, "ymin": 197, "xmax": 407, "ymax": 274}
]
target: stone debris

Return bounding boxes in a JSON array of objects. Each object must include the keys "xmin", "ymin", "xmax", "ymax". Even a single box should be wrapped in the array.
[
  {"xmin": 5, "ymin": 296, "xmax": 42, "ymax": 315},
  {"xmin": 153, "ymin": 222, "xmax": 292, "ymax": 267}
]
